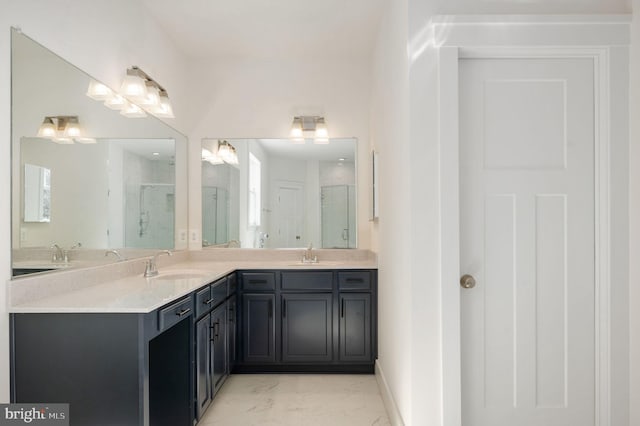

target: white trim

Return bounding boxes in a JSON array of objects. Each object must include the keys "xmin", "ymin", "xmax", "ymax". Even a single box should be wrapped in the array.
[
  {"xmin": 375, "ymin": 360, "xmax": 405, "ymax": 426},
  {"xmin": 438, "ymin": 46, "xmax": 462, "ymax": 426},
  {"xmin": 439, "ymin": 45, "xmax": 613, "ymax": 426}
]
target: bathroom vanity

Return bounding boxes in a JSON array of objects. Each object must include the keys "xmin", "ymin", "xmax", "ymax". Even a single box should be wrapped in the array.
[{"xmin": 9, "ymin": 253, "xmax": 377, "ymax": 426}]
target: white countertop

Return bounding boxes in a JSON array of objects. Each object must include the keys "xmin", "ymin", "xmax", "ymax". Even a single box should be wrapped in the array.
[{"xmin": 8, "ymin": 252, "xmax": 377, "ymax": 314}]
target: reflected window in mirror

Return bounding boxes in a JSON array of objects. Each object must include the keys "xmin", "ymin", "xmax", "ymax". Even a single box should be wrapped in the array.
[{"xmin": 201, "ymin": 138, "xmax": 357, "ymax": 249}]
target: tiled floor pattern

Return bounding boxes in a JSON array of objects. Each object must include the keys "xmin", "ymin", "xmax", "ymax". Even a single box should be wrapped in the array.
[{"xmin": 199, "ymin": 374, "xmax": 391, "ymax": 426}]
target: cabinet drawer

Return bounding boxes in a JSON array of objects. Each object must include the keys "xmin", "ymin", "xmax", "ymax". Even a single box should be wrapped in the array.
[
  {"xmin": 241, "ymin": 272, "xmax": 276, "ymax": 291},
  {"xmin": 158, "ymin": 296, "xmax": 192, "ymax": 331},
  {"xmin": 227, "ymin": 274, "xmax": 237, "ymax": 296},
  {"xmin": 195, "ymin": 286, "xmax": 212, "ymax": 318},
  {"xmin": 281, "ymin": 271, "xmax": 333, "ymax": 291},
  {"xmin": 338, "ymin": 271, "xmax": 371, "ymax": 290},
  {"xmin": 210, "ymin": 278, "xmax": 227, "ymax": 307}
]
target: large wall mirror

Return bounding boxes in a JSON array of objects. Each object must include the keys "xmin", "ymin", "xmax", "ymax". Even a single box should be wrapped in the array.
[
  {"xmin": 11, "ymin": 29, "xmax": 188, "ymax": 276},
  {"xmin": 202, "ymin": 138, "xmax": 357, "ymax": 249}
]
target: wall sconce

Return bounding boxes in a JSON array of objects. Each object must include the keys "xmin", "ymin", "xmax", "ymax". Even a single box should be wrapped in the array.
[
  {"xmin": 37, "ymin": 116, "xmax": 96, "ymax": 144},
  {"xmin": 201, "ymin": 140, "xmax": 238, "ymax": 165},
  {"xmin": 289, "ymin": 116, "xmax": 330, "ymax": 144},
  {"xmin": 86, "ymin": 65, "xmax": 174, "ymax": 119}
]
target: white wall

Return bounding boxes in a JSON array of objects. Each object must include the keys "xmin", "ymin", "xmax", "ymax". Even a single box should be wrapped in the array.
[
  {"xmin": 369, "ymin": 0, "xmax": 412, "ymax": 424},
  {"xmin": 0, "ymin": 0, "xmax": 191, "ymax": 403}
]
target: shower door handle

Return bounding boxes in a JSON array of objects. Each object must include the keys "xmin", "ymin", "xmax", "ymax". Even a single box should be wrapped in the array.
[{"xmin": 341, "ymin": 229, "xmax": 349, "ymax": 241}]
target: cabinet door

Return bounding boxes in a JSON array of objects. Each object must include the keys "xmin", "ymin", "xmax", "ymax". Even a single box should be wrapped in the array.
[
  {"xmin": 227, "ymin": 295, "xmax": 237, "ymax": 371},
  {"xmin": 195, "ymin": 314, "xmax": 212, "ymax": 420},
  {"xmin": 282, "ymin": 293, "xmax": 333, "ymax": 363},
  {"xmin": 339, "ymin": 293, "xmax": 371, "ymax": 362},
  {"xmin": 210, "ymin": 303, "xmax": 227, "ymax": 395},
  {"xmin": 242, "ymin": 294, "xmax": 276, "ymax": 363}
]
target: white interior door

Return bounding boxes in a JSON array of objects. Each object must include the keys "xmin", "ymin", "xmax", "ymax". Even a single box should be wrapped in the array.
[
  {"xmin": 459, "ymin": 57, "xmax": 595, "ymax": 426},
  {"xmin": 275, "ymin": 183, "xmax": 304, "ymax": 248}
]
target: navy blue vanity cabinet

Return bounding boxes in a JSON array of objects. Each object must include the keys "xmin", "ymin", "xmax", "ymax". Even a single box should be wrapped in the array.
[
  {"xmin": 242, "ymin": 292, "xmax": 277, "ymax": 363},
  {"xmin": 227, "ymin": 294, "xmax": 237, "ymax": 371},
  {"xmin": 195, "ymin": 312, "xmax": 213, "ymax": 419},
  {"xmin": 236, "ymin": 269, "xmax": 377, "ymax": 373},
  {"xmin": 281, "ymin": 271, "xmax": 334, "ymax": 363},
  {"xmin": 11, "ymin": 297, "xmax": 195, "ymax": 426},
  {"xmin": 194, "ymin": 275, "xmax": 234, "ymax": 421},
  {"xmin": 338, "ymin": 271, "xmax": 374, "ymax": 362},
  {"xmin": 210, "ymin": 302, "xmax": 228, "ymax": 395}
]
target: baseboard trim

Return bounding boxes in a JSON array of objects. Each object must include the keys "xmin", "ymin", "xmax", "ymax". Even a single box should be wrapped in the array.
[{"xmin": 375, "ymin": 360, "xmax": 405, "ymax": 426}]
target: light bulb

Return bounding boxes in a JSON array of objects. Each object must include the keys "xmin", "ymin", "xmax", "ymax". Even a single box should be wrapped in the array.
[
  {"xmin": 86, "ymin": 80, "xmax": 113, "ymax": 100},
  {"xmin": 120, "ymin": 71, "xmax": 147, "ymax": 101},
  {"xmin": 37, "ymin": 117, "xmax": 57, "ymax": 138},
  {"xmin": 104, "ymin": 94, "xmax": 127, "ymax": 110},
  {"xmin": 290, "ymin": 117, "xmax": 303, "ymax": 138}
]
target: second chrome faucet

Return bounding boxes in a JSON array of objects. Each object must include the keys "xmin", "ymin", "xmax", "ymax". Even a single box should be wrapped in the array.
[{"xmin": 144, "ymin": 250, "xmax": 172, "ymax": 277}]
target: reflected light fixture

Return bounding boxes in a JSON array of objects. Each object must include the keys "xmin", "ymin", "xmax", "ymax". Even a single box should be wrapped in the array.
[
  {"xmin": 86, "ymin": 66, "xmax": 175, "ymax": 119},
  {"xmin": 120, "ymin": 101, "xmax": 147, "ymax": 118},
  {"xmin": 36, "ymin": 116, "xmax": 95, "ymax": 144},
  {"xmin": 202, "ymin": 140, "xmax": 238, "ymax": 165},
  {"xmin": 289, "ymin": 116, "xmax": 330, "ymax": 144},
  {"xmin": 86, "ymin": 80, "xmax": 113, "ymax": 100}
]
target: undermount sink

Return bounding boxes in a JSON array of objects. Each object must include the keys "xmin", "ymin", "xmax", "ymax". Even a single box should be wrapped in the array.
[
  {"xmin": 287, "ymin": 261, "xmax": 344, "ymax": 267},
  {"xmin": 152, "ymin": 271, "xmax": 210, "ymax": 281}
]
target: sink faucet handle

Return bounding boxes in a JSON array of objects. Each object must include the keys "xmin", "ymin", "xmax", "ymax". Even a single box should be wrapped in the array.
[{"xmin": 144, "ymin": 250, "xmax": 172, "ymax": 277}]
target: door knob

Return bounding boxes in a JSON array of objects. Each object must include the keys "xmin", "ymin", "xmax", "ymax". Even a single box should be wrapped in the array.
[{"xmin": 460, "ymin": 274, "xmax": 476, "ymax": 289}]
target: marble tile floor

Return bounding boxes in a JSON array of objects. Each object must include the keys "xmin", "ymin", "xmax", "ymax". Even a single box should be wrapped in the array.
[{"xmin": 198, "ymin": 374, "xmax": 392, "ymax": 426}]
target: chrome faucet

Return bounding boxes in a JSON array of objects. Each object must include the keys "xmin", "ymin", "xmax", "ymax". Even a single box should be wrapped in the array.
[
  {"xmin": 302, "ymin": 243, "xmax": 318, "ymax": 264},
  {"xmin": 50, "ymin": 244, "xmax": 64, "ymax": 263},
  {"xmin": 105, "ymin": 249, "xmax": 124, "ymax": 261},
  {"xmin": 144, "ymin": 250, "xmax": 172, "ymax": 277}
]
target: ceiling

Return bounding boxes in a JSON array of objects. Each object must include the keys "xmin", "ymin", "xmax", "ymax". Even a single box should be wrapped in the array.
[{"xmin": 140, "ymin": 0, "xmax": 387, "ymax": 61}]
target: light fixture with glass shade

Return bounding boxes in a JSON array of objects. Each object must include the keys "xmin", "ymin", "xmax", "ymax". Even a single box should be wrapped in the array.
[
  {"xmin": 86, "ymin": 80, "xmax": 113, "ymax": 101},
  {"xmin": 119, "ymin": 67, "xmax": 148, "ymax": 101},
  {"xmin": 86, "ymin": 67, "xmax": 175, "ymax": 119},
  {"xmin": 37, "ymin": 116, "xmax": 95, "ymax": 144},
  {"xmin": 289, "ymin": 116, "xmax": 329, "ymax": 144}
]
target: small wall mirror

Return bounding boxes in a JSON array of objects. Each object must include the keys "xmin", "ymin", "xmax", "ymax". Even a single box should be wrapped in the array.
[
  {"xmin": 23, "ymin": 163, "xmax": 51, "ymax": 223},
  {"xmin": 202, "ymin": 138, "xmax": 357, "ymax": 249}
]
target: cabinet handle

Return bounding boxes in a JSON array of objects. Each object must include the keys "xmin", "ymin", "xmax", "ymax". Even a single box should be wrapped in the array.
[
  {"xmin": 283, "ymin": 299, "xmax": 286, "ymax": 318},
  {"xmin": 210, "ymin": 320, "xmax": 220, "ymax": 340},
  {"xmin": 341, "ymin": 299, "xmax": 345, "ymax": 317},
  {"xmin": 176, "ymin": 308, "xmax": 191, "ymax": 317},
  {"xmin": 204, "ymin": 298, "xmax": 214, "ymax": 305}
]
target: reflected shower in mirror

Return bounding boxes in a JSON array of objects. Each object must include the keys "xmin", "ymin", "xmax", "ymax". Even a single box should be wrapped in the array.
[
  {"xmin": 202, "ymin": 138, "xmax": 357, "ymax": 249},
  {"xmin": 11, "ymin": 29, "xmax": 188, "ymax": 277}
]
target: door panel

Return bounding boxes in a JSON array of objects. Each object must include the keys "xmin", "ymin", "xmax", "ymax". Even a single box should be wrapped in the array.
[
  {"xmin": 281, "ymin": 293, "xmax": 333, "ymax": 362},
  {"xmin": 242, "ymin": 294, "xmax": 276, "ymax": 363},
  {"xmin": 459, "ymin": 57, "xmax": 595, "ymax": 426}
]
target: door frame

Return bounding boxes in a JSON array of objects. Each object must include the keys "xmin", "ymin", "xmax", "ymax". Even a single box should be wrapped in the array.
[{"xmin": 438, "ymin": 22, "xmax": 620, "ymax": 425}]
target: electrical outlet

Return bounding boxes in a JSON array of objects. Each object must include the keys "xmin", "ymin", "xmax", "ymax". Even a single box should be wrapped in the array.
[
  {"xmin": 190, "ymin": 230, "xmax": 199, "ymax": 242},
  {"xmin": 179, "ymin": 229, "xmax": 187, "ymax": 242}
]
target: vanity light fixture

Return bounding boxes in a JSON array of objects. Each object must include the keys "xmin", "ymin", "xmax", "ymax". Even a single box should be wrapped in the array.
[
  {"xmin": 86, "ymin": 80, "xmax": 113, "ymax": 101},
  {"xmin": 217, "ymin": 140, "xmax": 239, "ymax": 165},
  {"xmin": 120, "ymin": 101, "xmax": 147, "ymax": 118},
  {"xmin": 86, "ymin": 66, "xmax": 175, "ymax": 119},
  {"xmin": 289, "ymin": 116, "xmax": 330, "ymax": 144},
  {"xmin": 37, "ymin": 116, "xmax": 95, "ymax": 144},
  {"xmin": 120, "ymin": 66, "xmax": 175, "ymax": 118},
  {"xmin": 202, "ymin": 140, "xmax": 238, "ymax": 165}
]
